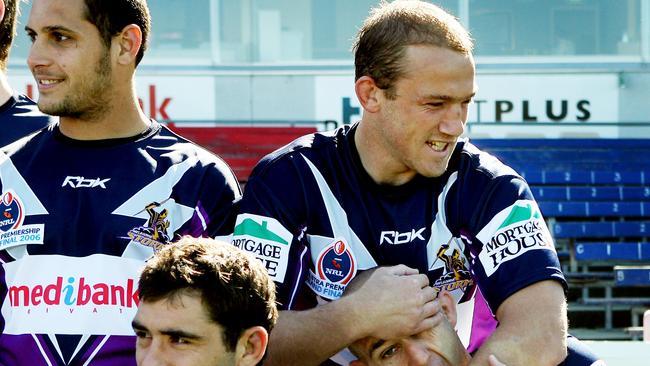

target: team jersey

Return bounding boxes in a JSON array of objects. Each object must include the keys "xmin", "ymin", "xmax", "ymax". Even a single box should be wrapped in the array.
[
  {"xmin": 233, "ymin": 123, "xmax": 566, "ymax": 363},
  {"xmin": 0, "ymin": 121, "xmax": 241, "ymax": 366},
  {"xmin": 0, "ymin": 93, "xmax": 54, "ymax": 147}
]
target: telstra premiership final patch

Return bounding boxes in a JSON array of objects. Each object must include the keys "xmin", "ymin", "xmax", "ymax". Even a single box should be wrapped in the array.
[{"xmin": 307, "ymin": 238, "xmax": 357, "ymax": 300}]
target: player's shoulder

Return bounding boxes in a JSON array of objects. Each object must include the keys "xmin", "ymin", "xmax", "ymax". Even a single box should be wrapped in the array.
[
  {"xmin": 456, "ymin": 139, "xmax": 522, "ymax": 182},
  {"xmin": 250, "ymin": 124, "xmax": 350, "ymax": 180},
  {"xmin": 150, "ymin": 123, "xmax": 232, "ymax": 167}
]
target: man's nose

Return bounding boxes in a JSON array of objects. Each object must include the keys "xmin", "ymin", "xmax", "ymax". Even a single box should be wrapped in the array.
[
  {"xmin": 438, "ymin": 103, "xmax": 466, "ymax": 137},
  {"xmin": 138, "ymin": 340, "xmax": 170, "ymax": 366},
  {"xmin": 403, "ymin": 339, "xmax": 432, "ymax": 366}
]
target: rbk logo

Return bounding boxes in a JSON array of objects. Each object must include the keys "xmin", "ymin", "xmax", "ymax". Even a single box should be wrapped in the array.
[
  {"xmin": 62, "ymin": 176, "xmax": 111, "ymax": 189},
  {"xmin": 380, "ymin": 227, "xmax": 426, "ymax": 245}
]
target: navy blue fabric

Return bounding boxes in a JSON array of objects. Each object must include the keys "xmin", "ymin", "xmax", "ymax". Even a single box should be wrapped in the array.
[{"xmin": 0, "ymin": 94, "xmax": 54, "ymax": 147}]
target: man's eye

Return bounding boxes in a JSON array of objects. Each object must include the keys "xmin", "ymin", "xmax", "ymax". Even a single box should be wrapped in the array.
[
  {"xmin": 170, "ymin": 336, "xmax": 190, "ymax": 345},
  {"xmin": 134, "ymin": 330, "xmax": 150, "ymax": 339},
  {"xmin": 380, "ymin": 344, "xmax": 400, "ymax": 359},
  {"xmin": 53, "ymin": 33, "xmax": 70, "ymax": 42}
]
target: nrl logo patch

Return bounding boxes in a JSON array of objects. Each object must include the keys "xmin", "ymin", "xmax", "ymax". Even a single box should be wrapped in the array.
[
  {"xmin": 0, "ymin": 191, "xmax": 24, "ymax": 232},
  {"xmin": 307, "ymin": 238, "xmax": 357, "ymax": 300}
]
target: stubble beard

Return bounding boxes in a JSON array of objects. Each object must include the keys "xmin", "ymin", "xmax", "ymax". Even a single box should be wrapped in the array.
[{"xmin": 39, "ymin": 48, "xmax": 112, "ymax": 121}]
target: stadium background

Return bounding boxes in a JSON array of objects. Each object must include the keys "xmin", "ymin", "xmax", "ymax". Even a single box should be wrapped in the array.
[{"xmin": 7, "ymin": 1, "xmax": 650, "ymax": 364}]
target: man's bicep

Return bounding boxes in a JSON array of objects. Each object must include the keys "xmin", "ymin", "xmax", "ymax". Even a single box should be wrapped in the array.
[{"xmin": 495, "ymin": 279, "xmax": 567, "ymax": 325}]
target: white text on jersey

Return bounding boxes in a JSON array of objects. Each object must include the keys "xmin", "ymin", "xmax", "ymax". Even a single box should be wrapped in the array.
[
  {"xmin": 62, "ymin": 176, "xmax": 111, "ymax": 189},
  {"xmin": 380, "ymin": 228, "xmax": 426, "ymax": 245}
]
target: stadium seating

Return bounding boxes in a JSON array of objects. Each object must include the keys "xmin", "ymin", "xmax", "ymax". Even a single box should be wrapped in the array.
[{"xmin": 473, "ymin": 138, "xmax": 650, "ymax": 337}]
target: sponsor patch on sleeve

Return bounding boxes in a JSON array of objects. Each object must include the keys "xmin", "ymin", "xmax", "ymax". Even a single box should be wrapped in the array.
[
  {"xmin": 306, "ymin": 238, "xmax": 357, "ymax": 300},
  {"xmin": 0, "ymin": 190, "xmax": 44, "ymax": 250},
  {"xmin": 476, "ymin": 200, "xmax": 555, "ymax": 277},
  {"xmin": 231, "ymin": 214, "xmax": 292, "ymax": 283}
]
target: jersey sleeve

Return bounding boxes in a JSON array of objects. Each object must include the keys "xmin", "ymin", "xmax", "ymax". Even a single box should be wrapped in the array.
[
  {"xmin": 176, "ymin": 156, "xmax": 242, "ymax": 240},
  {"xmin": 467, "ymin": 176, "xmax": 567, "ymax": 313},
  {"xmin": 231, "ymin": 157, "xmax": 313, "ymax": 310}
]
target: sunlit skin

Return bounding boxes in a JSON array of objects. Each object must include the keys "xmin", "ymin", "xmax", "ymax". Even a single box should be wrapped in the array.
[
  {"xmin": 132, "ymin": 293, "xmax": 237, "ymax": 366},
  {"xmin": 25, "ymin": 0, "xmax": 112, "ymax": 121},
  {"xmin": 355, "ymin": 45, "xmax": 476, "ymax": 186},
  {"xmin": 351, "ymin": 320, "xmax": 458, "ymax": 366},
  {"xmin": 24, "ymin": 0, "xmax": 149, "ymax": 140},
  {"xmin": 349, "ymin": 291, "xmax": 470, "ymax": 366}
]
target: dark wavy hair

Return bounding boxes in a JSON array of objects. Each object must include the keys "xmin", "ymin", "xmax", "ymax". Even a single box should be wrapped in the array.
[{"xmin": 138, "ymin": 236, "xmax": 278, "ymax": 352}]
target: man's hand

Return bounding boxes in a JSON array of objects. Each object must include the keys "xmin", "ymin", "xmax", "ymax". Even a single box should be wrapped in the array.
[{"xmin": 343, "ymin": 265, "xmax": 442, "ymax": 340}]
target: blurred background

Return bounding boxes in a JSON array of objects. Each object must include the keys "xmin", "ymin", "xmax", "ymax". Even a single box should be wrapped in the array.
[{"xmin": 7, "ymin": 1, "xmax": 650, "ymax": 364}]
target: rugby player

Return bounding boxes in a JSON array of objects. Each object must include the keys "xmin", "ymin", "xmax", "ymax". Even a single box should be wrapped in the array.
[
  {"xmin": 231, "ymin": 1, "xmax": 600, "ymax": 365},
  {"xmin": 0, "ymin": 0, "xmax": 240, "ymax": 364}
]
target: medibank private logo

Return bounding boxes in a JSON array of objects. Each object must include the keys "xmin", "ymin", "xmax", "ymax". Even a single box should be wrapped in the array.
[
  {"xmin": 8, "ymin": 276, "xmax": 138, "ymax": 308},
  {"xmin": 2, "ymin": 254, "xmax": 143, "ymax": 335}
]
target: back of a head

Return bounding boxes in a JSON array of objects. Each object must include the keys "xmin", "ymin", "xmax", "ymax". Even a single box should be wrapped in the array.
[
  {"xmin": 82, "ymin": 0, "xmax": 150, "ymax": 65},
  {"xmin": 0, "ymin": 0, "xmax": 19, "ymax": 70},
  {"xmin": 138, "ymin": 237, "xmax": 278, "ymax": 352},
  {"xmin": 353, "ymin": 0, "xmax": 473, "ymax": 96}
]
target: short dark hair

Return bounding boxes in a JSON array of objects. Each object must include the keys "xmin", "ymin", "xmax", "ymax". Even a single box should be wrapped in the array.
[
  {"xmin": 82, "ymin": 0, "xmax": 150, "ymax": 65},
  {"xmin": 138, "ymin": 237, "xmax": 278, "ymax": 352},
  {"xmin": 0, "ymin": 0, "xmax": 19, "ymax": 70},
  {"xmin": 353, "ymin": 0, "xmax": 473, "ymax": 99}
]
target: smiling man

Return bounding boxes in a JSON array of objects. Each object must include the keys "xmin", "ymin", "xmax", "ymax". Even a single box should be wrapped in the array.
[
  {"xmin": 133, "ymin": 237, "xmax": 277, "ymax": 366},
  {"xmin": 231, "ymin": 1, "xmax": 598, "ymax": 365},
  {"xmin": 0, "ymin": 1, "xmax": 240, "ymax": 365}
]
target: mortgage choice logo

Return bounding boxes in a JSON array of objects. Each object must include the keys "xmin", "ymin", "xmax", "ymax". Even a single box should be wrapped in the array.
[
  {"xmin": 2, "ymin": 254, "xmax": 143, "ymax": 335},
  {"xmin": 232, "ymin": 214, "xmax": 292, "ymax": 283},
  {"xmin": 477, "ymin": 200, "xmax": 554, "ymax": 277}
]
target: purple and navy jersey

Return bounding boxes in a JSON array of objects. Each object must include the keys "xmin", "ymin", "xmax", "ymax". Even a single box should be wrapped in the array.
[
  {"xmin": 0, "ymin": 94, "xmax": 54, "ymax": 148},
  {"xmin": 0, "ymin": 121, "xmax": 241, "ymax": 366},
  {"xmin": 232, "ymin": 123, "xmax": 566, "ymax": 362}
]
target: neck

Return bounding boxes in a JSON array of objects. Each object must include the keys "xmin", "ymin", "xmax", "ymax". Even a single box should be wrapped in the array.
[
  {"xmin": 355, "ymin": 118, "xmax": 416, "ymax": 186},
  {"xmin": 59, "ymin": 83, "xmax": 150, "ymax": 141},
  {"xmin": 0, "ymin": 72, "xmax": 12, "ymax": 105}
]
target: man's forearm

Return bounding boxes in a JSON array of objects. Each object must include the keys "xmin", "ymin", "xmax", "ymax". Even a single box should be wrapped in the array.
[
  {"xmin": 264, "ymin": 298, "xmax": 366, "ymax": 366},
  {"xmin": 468, "ymin": 280, "xmax": 568, "ymax": 366}
]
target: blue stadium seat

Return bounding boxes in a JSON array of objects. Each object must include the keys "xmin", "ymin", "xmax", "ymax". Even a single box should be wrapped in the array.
[
  {"xmin": 589, "ymin": 202, "xmax": 645, "ymax": 217},
  {"xmin": 553, "ymin": 221, "xmax": 650, "ymax": 238},
  {"xmin": 531, "ymin": 186, "xmax": 568, "ymax": 201},
  {"xmin": 539, "ymin": 202, "xmax": 587, "ymax": 216},
  {"xmin": 614, "ymin": 266, "xmax": 650, "ymax": 286},
  {"xmin": 569, "ymin": 186, "xmax": 621, "ymax": 201},
  {"xmin": 575, "ymin": 242, "xmax": 650, "ymax": 261},
  {"xmin": 623, "ymin": 186, "xmax": 650, "ymax": 201}
]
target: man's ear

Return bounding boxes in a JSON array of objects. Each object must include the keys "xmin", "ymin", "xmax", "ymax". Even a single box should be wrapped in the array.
[
  {"xmin": 438, "ymin": 290, "xmax": 457, "ymax": 328},
  {"xmin": 354, "ymin": 76, "xmax": 382, "ymax": 113},
  {"xmin": 235, "ymin": 326, "xmax": 269, "ymax": 366},
  {"xmin": 114, "ymin": 24, "xmax": 143, "ymax": 65}
]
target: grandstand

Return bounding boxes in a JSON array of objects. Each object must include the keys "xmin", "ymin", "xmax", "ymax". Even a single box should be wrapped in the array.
[{"xmin": 473, "ymin": 138, "xmax": 650, "ymax": 341}]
